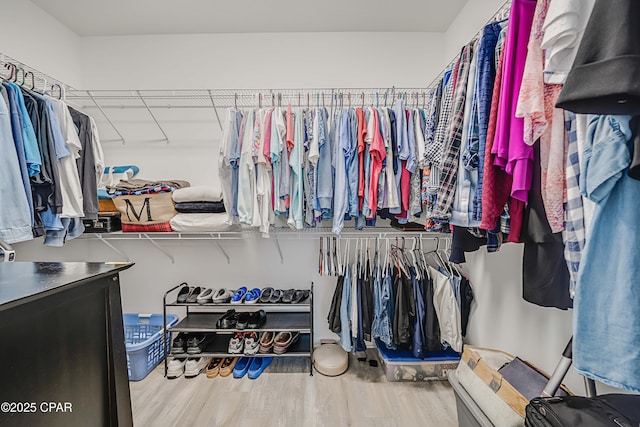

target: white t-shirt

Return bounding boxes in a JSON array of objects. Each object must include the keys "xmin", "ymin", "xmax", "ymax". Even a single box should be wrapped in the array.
[
  {"xmin": 89, "ymin": 116, "xmax": 105, "ymax": 185},
  {"xmin": 48, "ymin": 97, "xmax": 84, "ymax": 218},
  {"xmin": 541, "ymin": 0, "xmax": 595, "ymax": 84}
]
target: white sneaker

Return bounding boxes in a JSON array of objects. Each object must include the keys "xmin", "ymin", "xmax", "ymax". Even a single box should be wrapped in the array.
[
  {"xmin": 167, "ymin": 358, "xmax": 186, "ymax": 378},
  {"xmin": 184, "ymin": 357, "xmax": 212, "ymax": 377}
]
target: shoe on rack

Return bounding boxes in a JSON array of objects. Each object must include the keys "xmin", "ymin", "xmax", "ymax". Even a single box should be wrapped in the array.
[
  {"xmin": 184, "ymin": 357, "xmax": 212, "ymax": 377},
  {"xmin": 187, "ymin": 333, "xmax": 215, "ymax": 354},
  {"xmin": 273, "ymin": 332, "xmax": 300, "ymax": 355},
  {"xmin": 196, "ymin": 288, "xmax": 215, "ymax": 304},
  {"xmin": 186, "ymin": 286, "xmax": 203, "ymax": 304},
  {"xmin": 281, "ymin": 289, "xmax": 296, "ymax": 303},
  {"xmin": 259, "ymin": 287, "xmax": 274, "ymax": 303},
  {"xmin": 206, "ymin": 358, "xmax": 224, "ymax": 378},
  {"xmin": 269, "ymin": 289, "xmax": 284, "ymax": 303},
  {"xmin": 233, "ymin": 356, "xmax": 253, "ymax": 378},
  {"xmin": 236, "ymin": 312, "xmax": 251, "ymax": 330},
  {"xmin": 219, "ymin": 357, "xmax": 238, "ymax": 377},
  {"xmin": 259, "ymin": 331, "xmax": 274, "ymax": 354},
  {"xmin": 171, "ymin": 333, "xmax": 189, "ymax": 354},
  {"xmin": 244, "ymin": 288, "xmax": 262, "ymax": 304},
  {"xmin": 216, "ymin": 309, "xmax": 237, "ymax": 329},
  {"xmin": 248, "ymin": 357, "xmax": 273, "ymax": 379},
  {"xmin": 212, "ymin": 288, "xmax": 233, "ymax": 304},
  {"xmin": 231, "ymin": 287, "xmax": 248, "ymax": 304},
  {"xmin": 228, "ymin": 332, "xmax": 245, "ymax": 354},
  {"xmin": 243, "ymin": 332, "xmax": 259, "ymax": 355},
  {"xmin": 247, "ymin": 310, "xmax": 267, "ymax": 329},
  {"xmin": 291, "ymin": 289, "xmax": 309, "ymax": 304},
  {"xmin": 176, "ymin": 284, "xmax": 194, "ymax": 303},
  {"xmin": 167, "ymin": 358, "xmax": 186, "ymax": 378}
]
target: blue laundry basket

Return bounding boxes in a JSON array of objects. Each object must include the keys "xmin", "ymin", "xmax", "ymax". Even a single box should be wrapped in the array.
[{"xmin": 123, "ymin": 313, "xmax": 179, "ymax": 381}]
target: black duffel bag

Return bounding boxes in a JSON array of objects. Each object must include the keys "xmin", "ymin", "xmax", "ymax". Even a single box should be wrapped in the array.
[{"xmin": 525, "ymin": 394, "xmax": 640, "ymax": 427}]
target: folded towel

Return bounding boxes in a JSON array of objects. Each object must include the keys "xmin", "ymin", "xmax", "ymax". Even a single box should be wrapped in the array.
[
  {"xmin": 108, "ymin": 179, "xmax": 190, "ymax": 193},
  {"xmin": 170, "ymin": 213, "xmax": 231, "ymax": 232},
  {"xmin": 172, "ymin": 185, "xmax": 222, "ymax": 203},
  {"xmin": 174, "ymin": 201, "xmax": 225, "ymax": 213}
]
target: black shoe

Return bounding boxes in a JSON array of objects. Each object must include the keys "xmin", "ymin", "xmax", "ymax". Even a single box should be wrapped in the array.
[
  {"xmin": 216, "ymin": 309, "xmax": 237, "ymax": 329},
  {"xmin": 247, "ymin": 310, "xmax": 267, "ymax": 329},
  {"xmin": 187, "ymin": 333, "xmax": 215, "ymax": 354},
  {"xmin": 171, "ymin": 332, "xmax": 190, "ymax": 354},
  {"xmin": 236, "ymin": 312, "xmax": 251, "ymax": 330}
]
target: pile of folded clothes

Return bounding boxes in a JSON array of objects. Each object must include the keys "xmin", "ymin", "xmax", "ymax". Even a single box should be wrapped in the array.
[
  {"xmin": 169, "ymin": 186, "xmax": 231, "ymax": 232},
  {"xmin": 109, "ymin": 178, "xmax": 190, "ymax": 232}
]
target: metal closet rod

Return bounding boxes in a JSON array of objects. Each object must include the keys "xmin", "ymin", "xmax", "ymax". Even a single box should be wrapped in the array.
[
  {"xmin": 66, "ymin": 88, "xmax": 430, "ymax": 144},
  {"xmin": 0, "ymin": 53, "xmax": 74, "ymax": 95}
]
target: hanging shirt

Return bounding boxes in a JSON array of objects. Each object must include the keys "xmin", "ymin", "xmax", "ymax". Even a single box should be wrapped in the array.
[
  {"xmin": 256, "ymin": 108, "xmax": 274, "ymax": 235},
  {"xmin": 368, "ymin": 108, "xmax": 386, "ymax": 216},
  {"xmin": 218, "ymin": 108, "xmax": 238, "ymax": 225},
  {"xmin": 237, "ymin": 110, "xmax": 260, "ymax": 227},
  {"xmin": 68, "ymin": 107, "xmax": 100, "ymax": 220},
  {"xmin": 11, "ymin": 85, "xmax": 41, "ymax": 176},
  {"xmin": 356, "ymin": 108, "xmax": 367, "ymax": 212},
  {"xmin": 347, "ymin": 108, "xmax": 359, "ymax": 218},
  {"xmin": 574, "ymin": 114, "xmax": 640, "ymax": 393},
  {"xmin": 430, "ymin": 266, "xmax": 463, "ymax": 353},
  {"xmin": 382, "ymin": 109, "xmax": 400, "ymax": 211},
  {"xmin": 332, "ymin": 108, "xmax": 349, "ymax": 234},
  {"xmin": 287, "ymin": 109, "xmax": 304, "ymax": 230},
  {"xmin": 316, "ymin": 108, "xmax": 333, "ymax": 220},
  {"xmin": 48, "ymin": 97, "xmax": 85, "ymax": 219}
]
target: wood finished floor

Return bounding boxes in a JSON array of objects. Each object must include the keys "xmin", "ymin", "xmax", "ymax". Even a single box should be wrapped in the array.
[{"xmin": 130, "ymin": 351, "xmax": 458, "ymax": 427}]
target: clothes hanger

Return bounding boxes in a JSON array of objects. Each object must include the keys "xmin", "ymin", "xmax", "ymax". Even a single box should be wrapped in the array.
[
  {"xmin": 1, "ymin": 63, "xmax": 16, "ymax": 82},
  {"xmin": 319, "ymin": 237, "xmax": 323, "ymax": 276}
]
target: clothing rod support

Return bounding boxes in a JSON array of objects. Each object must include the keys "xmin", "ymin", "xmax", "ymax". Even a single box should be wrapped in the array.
[
  {"xmin": 136, "ymin": 90, "xmax": 170, "ymax": 143},
  {"xmin": 96, "ymin": 235, "xmax": 130, "ymax": 261},
  {"xmin": 214, "ymin": 240, "xmax": 230, "ymax": 264},
  {"xmin": 207, "ymin": 89, "xmax": 223, "ymax": 131},
  {"xmin": 274, "ymin": 236, "xmax": 284, "ymax": 264},
  {"xmin": 88, "ymin": 91, "xmax": 126, "ymax": 144},
  {"xmin": 142, "ymin": 234, "xmax": 175, "ymax": 263}
]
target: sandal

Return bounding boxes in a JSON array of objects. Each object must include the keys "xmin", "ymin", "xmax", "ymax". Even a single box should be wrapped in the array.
[
  {"xmin": 269, "ymin": 289, "xmax": 283, "ymax": 303},
  {"xmin": 245, "ymin": 288, "xmax": 262, "ymax": 304},
  {"xmin": 216, "ymin": 309, "xmax": 237, "ymax": 329},
  {"xmin": 247, "ymin": 310, "xmax": 267, "ymax": 329},
  {"xmin": 259, "ymin": 287, "xmax": 274, "ymax": 303},
  {"xmin": 206, "ymin": 358, "xmax": 224, "ymax": 378},
  {"xmin": 231, "ymin": 287, "xmax": 247, "ymax": 304},
  {"xmin": 290, "ymin": 290, "xmax": 305, "ymax": 304},
  {"xmin": 281, "ymin": 289, "xmax": 296, "ymax": 303},
  {"xmin": 219, "ymin": 357, "xmax": 238, "ymax": 377},
  {"xmin": 236, "ymin": 312, "xmax": 251, "ymax": 330}
]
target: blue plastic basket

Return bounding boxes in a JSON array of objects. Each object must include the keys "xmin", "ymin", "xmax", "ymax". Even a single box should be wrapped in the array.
[{"xmin": 123, "ymin": 313, "xmax": 179, "ymax": 381}]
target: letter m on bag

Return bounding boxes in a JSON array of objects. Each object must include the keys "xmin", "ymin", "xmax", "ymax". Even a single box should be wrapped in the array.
[{"xmin": 124, "ymin": 197, "xmax": 153, "ymax": 222}]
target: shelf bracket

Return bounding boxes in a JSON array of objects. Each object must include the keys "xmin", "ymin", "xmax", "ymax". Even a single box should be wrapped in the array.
[
  {"xmin": 142, "ymin": 234, "xmax": 175, "ymax": 263},
  {"xmin": 274, "ymin": 235, "xmax": 284, "ymax": 264},
  {"xmin": 88, "ymin": 91, "xmax": 126, "ymax": 144},
  {"xmin": 214, "ymin": 240, "xmax": 230, "ymax": 264},
  {"xmin": 207, "ymin": 89, "xmax": 223, "ymax": 131},
  {"xmin": 136, "ymin": 90, "xmax": 170, "ymax": 143},
  {"xmin": 95, "ymin": 234, "xmax": 130, "ymax": 261}
]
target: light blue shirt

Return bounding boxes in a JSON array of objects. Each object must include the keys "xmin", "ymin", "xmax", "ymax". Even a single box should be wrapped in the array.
[
  {"xmin": 10, "ymin": 83, "xmax": 41, "ymax": 175},
  {"xmin": 316, "ymin": 108, "xmax": 333, "ymax": 219},
  {"xmin": 332, "ymin": 108, "xmax": 349, "ymax": 234},
  {"xmin": 289, "ymin": 110, "xmax": 304, "ymax": 229},
  {"xmin": 574, "ymin": 114, "xmax": 640, "ymax": 392}
]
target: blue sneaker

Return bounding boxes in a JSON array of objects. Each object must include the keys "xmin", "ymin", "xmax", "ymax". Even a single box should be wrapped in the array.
[
  {"xmin": 231, "ymin": 287, "xmax": 248, "ymax": 304},
  {"xmin": 244, "ymin": 288, "xmax": 262, "ymax": 304},
  {"xmin": 248, "ymin": 357, "xmax": 273, "ymax": 379},
  {"xmin": 233, "ymin": 357, "xmax": 252, "ymax": 378}
]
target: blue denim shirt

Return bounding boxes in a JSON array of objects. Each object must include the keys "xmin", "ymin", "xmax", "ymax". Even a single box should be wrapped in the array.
[
  {"xmin": 574, "ymin": 115, "xmax": 640, "ymax": 392},
  {"xmin": 332, "ymin": 108, "xmax": 350, "ymax": 234},
  {"xmin": 316, "ymin": 108, "xmax": 333, "ymax": 219},
  {"xmin": 472, "ymin": 21, "xmax": 507, "ymax": 222},
  {"xmin": 347, "ymin": 108, "xmax": 360, "ymax": 217}
]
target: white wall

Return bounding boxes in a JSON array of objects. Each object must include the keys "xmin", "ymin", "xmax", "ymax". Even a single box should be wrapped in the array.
[
  {"xmin": 79, "ymin": 32, "xmax": 445, "ymax": 90},
  {"xmin": 443, "ymin": 0, "xmax": 507, "ymax": 60},
  {"xmin": 0, "ymin": 0, "xmax": 83, "ymax": 88}
]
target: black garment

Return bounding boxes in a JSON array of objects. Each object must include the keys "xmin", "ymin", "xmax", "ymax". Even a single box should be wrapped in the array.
[
  {"xmin": 174, "ymin": 201, "xmax": 226, "ymax": 213},
  {"xmin": 355, "ymin": 266, "xmax": 366, "ymax": 352},
  {"xmin": 423, "ymin": 273, "xmax": 443, "ymax": 352},
  {"xmin": 410, "ymin": 267, "xmax": 426, "ymax": 359},
  {"xmin": 557, "ymin": 0, "xmax": 640, "ymax": 114},
  {"xmin": 24, "ymin": 93, "xmax": 62, "ymax": 215},
  {"xmin": 68, "ymin": 107, "xmax": 99, "ymax": 220},
  {"xmin": 628, "ymin": 117, "xmax": 640, "ymax": 180},
  {"xmin": 327, "ymin": 275, "xmax": 344, "ymax": 334},
  {"xmin": 389, "ymin": 110, "xmax": 398, "ymax": 175},
  {"xmin": 361, "ymin": 261, "xmax": 374, "ymax": 342},
  {"xmin": 450, "ymin": 226, "xmax": 486, "ymax": 264},
  {"xmin": 393, "ymin": 267, "xmax": 415, "ymax": 346},
  {"xmin": 459, "ymin": 277, "xmax": 474, "ymax": 337},
  {"xmin": 520, "ymin": 142, "xmax": 572, "ymax": 310}
]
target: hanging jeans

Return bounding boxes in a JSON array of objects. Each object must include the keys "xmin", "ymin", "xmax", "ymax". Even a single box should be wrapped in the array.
[
  {"xmin": 411, "ymin": 267, "xmax": 426, "ymax": 359},
  {"xmin": 339, "ymin": 265, "xmax": 352, "ymax": 352}
]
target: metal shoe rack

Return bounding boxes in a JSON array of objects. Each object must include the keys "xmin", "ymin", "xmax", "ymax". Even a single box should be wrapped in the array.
[{"xmin": 162, "ymin": 283, "xmax": 315, "ymax": 376}]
